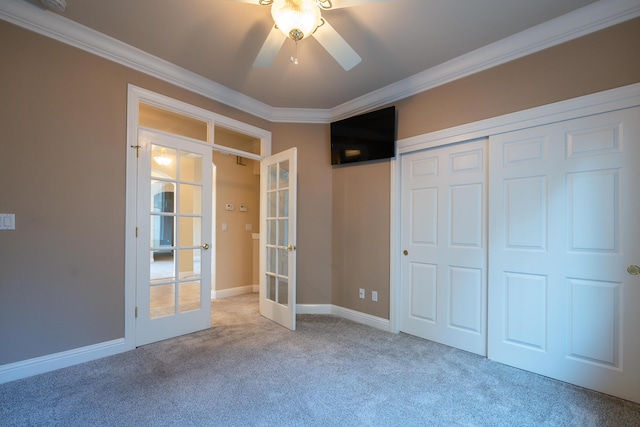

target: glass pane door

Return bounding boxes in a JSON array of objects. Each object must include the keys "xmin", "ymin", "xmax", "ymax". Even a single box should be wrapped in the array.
[
  {"xmin": 265, "ymin": 159, "xmax": 290, "ymax": 305},
  {"xmin": 149, "ymin": 145, "xmax": 204, "ymax": 318},
  {"xmin": 136, "ymin": 129, "xmax": 212, "ymax": 346},
  {"xmin": 260, "ymin": 148, "xmax": 297, "ymax": 330}
]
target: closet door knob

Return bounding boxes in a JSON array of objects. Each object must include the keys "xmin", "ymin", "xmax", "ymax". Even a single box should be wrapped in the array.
[
  {"xmin": 403, "ymin": 250, "xmax": 409, "ymax": 256},
  {"xmin": 628, "ymin": 265, "xmax": 640, "ymax": 275}
]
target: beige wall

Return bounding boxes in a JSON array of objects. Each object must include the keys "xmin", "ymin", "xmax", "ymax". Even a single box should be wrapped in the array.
[
  {"xmin": 271, "ymin": 123, "xmax": 333, "ymax": 304},
  {"xmin": 331, "ymin": 18, "xmax": 640, "ymax": 317},
  {"xmin": 0, "ymin": 20, "xmax": 268, "ymax": 365},
  {"xmin": 396, "ymin": 17, "xmax": 640, "ymax": 139},
  {"xmin": 0, "ymin": 16, "xmax": 638, "ymax": 367},
  {"xmin": 212, "ymin": 150, "xmax": 260, "ymax": 292},
  {"xmin": 332, "ymin": 161, "xmax": 391, "ymax": 319}
]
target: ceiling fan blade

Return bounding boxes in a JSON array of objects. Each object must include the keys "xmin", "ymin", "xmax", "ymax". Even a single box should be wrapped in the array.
[
  {"xmin": 328, "ymin": 0, "xmax": 391, "ymax": 9},
  {"xmin": 254, "ymin": 25, "xmax": 287, "ymax": 68},
  {"xmin": 312, "ymin": 19, "xmax": 361, "ymax": 71}
]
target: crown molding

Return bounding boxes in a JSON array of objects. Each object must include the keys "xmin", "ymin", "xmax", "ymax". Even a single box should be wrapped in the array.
[
  {"xmin": 2, "ymin": 0, "xmax": 639, "ymax": 124},
  {"xmin": 271, "ymin": 107, "xmax": 333, "ymax": 123},
  {"xmin": 0, "ymin": 0, "xmax": 276, "ymax": 121},
  {"xmin": 330, "ymin": 0, "xmax": 640, "ymax": 120}
]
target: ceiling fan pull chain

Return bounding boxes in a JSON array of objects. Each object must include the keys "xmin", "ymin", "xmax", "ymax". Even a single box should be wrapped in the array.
[{"xmin": 290, "ymin": 41, "xmax": 299, "ymax": 65}]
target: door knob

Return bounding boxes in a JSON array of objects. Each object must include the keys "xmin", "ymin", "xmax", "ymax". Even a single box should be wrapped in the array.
[
  {"xmin": 403, "ymin": 250, "xmax": 409, "ymax": 256},
  {"xmin": 287, "ymin": 244, "xmax": 296, "ymax": 251},
  {"xmin": 628, "ymin": 265, "xmax": 640, "ymax": 275},
  {"xmin": 201, "ymin": 243, "xmax": 210, "ymax": 250}
]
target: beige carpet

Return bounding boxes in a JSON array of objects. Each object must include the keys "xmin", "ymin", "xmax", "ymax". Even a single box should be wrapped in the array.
[{"xmin": 2, "ymin": 293, "xmax": 639, "ymax": 426}]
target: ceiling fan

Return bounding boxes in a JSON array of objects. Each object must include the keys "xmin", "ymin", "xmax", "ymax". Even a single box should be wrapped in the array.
[{"xmin": 229, "ymin": 0, "xmax": 390, "ymax": 71}]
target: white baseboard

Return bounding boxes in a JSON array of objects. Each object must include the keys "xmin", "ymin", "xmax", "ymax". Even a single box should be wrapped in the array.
[
  {"xmin": 0, "ymin": 302, "xmax": 387, "ymax": 384},
  {"xmin": 211, "ymin": 285, "xmax": 255, "ymax": 300},
  {"xmin": 0, "ymin": 338, "xmax": 125, "ymax": 384},
  {"xmin": 331, "ymin": 305, "xmax": 391, "ymax": 332},
  {"xmin": 297, "ymin": 303, "xmax": 333, "ymax": 315},
  {"xmin": 297, "ymin": 303, "xmax": 391, "ymax": 332}
]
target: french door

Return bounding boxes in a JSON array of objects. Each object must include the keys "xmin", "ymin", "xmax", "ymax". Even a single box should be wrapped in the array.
[
  {"xmin": 135, "ymin": 129, "xmax": 212, "ymax": 346},
  {"xmin": 400, "ymin": 139, "xmax": 487, "ymax": 356},
  {"xmin": 260, "ymin": 148, "xmax": 297, "ymax": 330}
]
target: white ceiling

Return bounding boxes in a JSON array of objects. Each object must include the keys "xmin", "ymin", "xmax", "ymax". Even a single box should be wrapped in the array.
[{"xmin": 4, "ymin": 0, "xmax": 638, "ymax": 118}]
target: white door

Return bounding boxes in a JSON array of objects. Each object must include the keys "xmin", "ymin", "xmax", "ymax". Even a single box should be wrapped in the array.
[
  {"xmin": 136, "ymin": 129, "xmax": 213, "ymax": 346},
  {"xmin": 488, "ymin": 106, "xmax": 640, "ymax": 403},
  {"xmin": 260, "ymin": 148, "xmax": 297, "ymax": 330},
  {"xmin": 400, "ymin": 139, "xmax": 487, "ymax": 355}
]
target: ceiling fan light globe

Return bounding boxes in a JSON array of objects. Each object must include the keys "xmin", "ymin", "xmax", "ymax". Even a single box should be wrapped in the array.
[{"xmin": 271, "ymin": 0, "xmax": 321, "ymax": 42}]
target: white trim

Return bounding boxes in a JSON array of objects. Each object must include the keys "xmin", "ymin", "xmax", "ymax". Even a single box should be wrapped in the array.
[
  {"xmin": 271, "ymin": 107, "xmax": 332, "ymax": 124},
  {"xmin": 390, "ymin": 82, "xmax": 640, "ymax": 337},
  {"xmin": 297, "ymin": 304, "xmax": 333, "ymax": 315},
  {"xmin": 331, "ymin": 306, "xmax": 391, "ymax": 332},
  {"xmin": 0, "ymin": 0, "xmax": 274, "ymax": 122},
  {"xmin": 1, "ymin": 0, "xmax": 638, "ymax": 123},
  {"xmin": 329, "ymin": 0, "xmax": 640, "ymax": 120},
  {"xmin": 297, "ymin": 304, "xmax": 391, "ymax": 332},
  {"xmin": 0, "ymin": 339, "xmax": 125, "ymax": 384},
  {"xmin": 388, "ymin": 158, "xmax": 400, "ymax": 334},
  {"xmin": 397, "ymin": 83, "xmax": 640, "ymax": 154},
  {"xmin": 212, "ymin": 286, "xmax": 255, "ymax": 300}
]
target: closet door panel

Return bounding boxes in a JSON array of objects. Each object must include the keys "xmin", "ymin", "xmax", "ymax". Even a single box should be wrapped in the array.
[
  {"xmin": 488, "ymin": 106, "xmax": 640, "ymax": 404},
  {"xmin": 401, "ymin": 138, "xmax": 487, "ymax": 356}
]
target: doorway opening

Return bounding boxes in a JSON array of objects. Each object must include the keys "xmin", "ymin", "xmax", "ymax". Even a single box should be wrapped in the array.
[
  {"xmin": 125, "ymin": 85, "xmax": 272, "ymax": 349},
  {"xmin": 212, "ymin": 127, "xmax": 261, "ymax": 299}
]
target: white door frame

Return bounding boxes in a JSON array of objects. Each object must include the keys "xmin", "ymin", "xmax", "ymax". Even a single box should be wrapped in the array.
[
  {"xmin": 124, "ymin": 85, "xmax": 272, "ymax": 350},
  {"xmin": 390, "ymin": 82, "xmax": 640, "ymax": 334}
]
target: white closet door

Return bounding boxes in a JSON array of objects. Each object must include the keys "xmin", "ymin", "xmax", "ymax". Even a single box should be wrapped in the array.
[
  {"xmin": 400, "ymin": 139, "xmax": 487, "ymax": 356},
  {"xmin": 488, "ymin": 106, "xmax": 640, "ymax": 403}
]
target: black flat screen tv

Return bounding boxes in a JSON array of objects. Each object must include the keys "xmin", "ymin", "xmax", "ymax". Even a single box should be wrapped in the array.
[{"xmin": 330, "ymin": 106, "xmax": 396, "ymax": 165}]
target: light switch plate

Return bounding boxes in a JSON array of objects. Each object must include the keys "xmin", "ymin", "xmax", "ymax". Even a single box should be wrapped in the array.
[{"xmin": 0, "ymin": 213, "xmax": 15, "ymax": 230}]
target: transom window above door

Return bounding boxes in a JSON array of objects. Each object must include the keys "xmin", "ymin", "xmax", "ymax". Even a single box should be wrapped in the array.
[
  {"xmin": 139, "ymin": 102, "xmax": 208, "ymax": 142},
  {"xmin": 138, "ymin": 101, "xmax": 266, "ymax": 160}
]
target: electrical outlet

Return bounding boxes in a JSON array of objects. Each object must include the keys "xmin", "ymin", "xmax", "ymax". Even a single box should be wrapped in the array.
[
  {"xmin": 372, "ymin": 291, "xmax": 378, "ymax": 302},
  {"xmin": 0, "ymin": 214, "xmax": 15, "ymax": 230},
  {"xmin": 359, "ymin": 288, "xmax": 365, "ymax": 299}
]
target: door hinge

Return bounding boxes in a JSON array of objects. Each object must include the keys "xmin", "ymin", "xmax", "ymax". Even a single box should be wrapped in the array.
[
  {"xmin": 135, "ymin": 226, "xmax": 139, "ymax": 238},
  {"xmin": 135, "ymin": 307, "xmax": 138, "ymax": 318},
  {"xmin": 131, "ymin": 145, "xmax": 141, "ymax": 158}
]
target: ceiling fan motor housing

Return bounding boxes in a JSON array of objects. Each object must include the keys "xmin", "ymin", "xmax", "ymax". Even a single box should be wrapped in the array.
[
  {"xmin": 271, "ymin": 0, "xmax": 322, "ymax": 41},
  {"xmin": 289, "ymin": 29, "xmax": 305, "ymax": 41}
]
